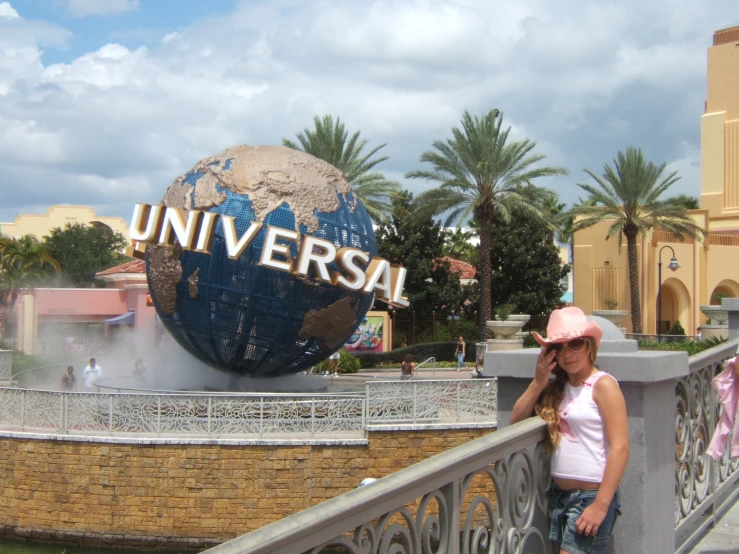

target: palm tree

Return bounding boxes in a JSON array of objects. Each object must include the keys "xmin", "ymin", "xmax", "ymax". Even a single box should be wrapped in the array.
[
  {"xmin": 0, "ymin": 234, "xmax": 60, "ymax": 337},
  {"xmin": 442, "ymin": 227, "xmax": 477, "ymax": 264},
  {"xmin": 572, "ymin": 146, "xmax": 704, "ymax": 334},
  {"xmin": 283, "ymin": 115, "xmax": 401, "ymax": 222},
  {"xmin": 406, "ymin": 109, "xmax": 568, "ymax": 338}
]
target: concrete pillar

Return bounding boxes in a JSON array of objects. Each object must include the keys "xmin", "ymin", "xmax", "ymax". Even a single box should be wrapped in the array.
[
  {"xmin": 0, "ymin": 349, "xmax": 11, "ymax": 383},
  {"xmin": 484, "ymin": 316, "xmax": 692, "ymax": 554},
  {"xmin": 723, "ymin": 297, "xmax": 739, "ymax": 340}
]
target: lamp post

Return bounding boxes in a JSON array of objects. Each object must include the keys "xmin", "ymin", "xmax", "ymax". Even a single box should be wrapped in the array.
[{"xmin": 657, "ymin": 245, "xmax": 680, "ymax": 342}]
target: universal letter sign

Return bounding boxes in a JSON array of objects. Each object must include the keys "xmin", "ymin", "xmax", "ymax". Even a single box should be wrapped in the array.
[{"xmin": 127, "ymin": 204, "xmax": 410, "ymax": 308}]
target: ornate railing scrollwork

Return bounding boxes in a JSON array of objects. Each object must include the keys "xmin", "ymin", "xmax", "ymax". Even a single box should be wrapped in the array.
[
  {"xmin": 203, "ymin": 418, "xmax": 552, "ymax": 554},
  {"xmin": 675, "ymin": 341, "xmax": 739, "ymax": 551}
]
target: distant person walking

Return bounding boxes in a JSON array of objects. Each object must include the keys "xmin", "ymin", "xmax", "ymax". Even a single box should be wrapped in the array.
[
  {"xmin": 83, "ymin": 358, "xmax": 102, "ymax": 389},
  {"xmin": 400, "ymin": 354, "xmax": 416, "ymax": 381},
  {"xmin": 61, "ymin": 366, "xmax": 76, "ymax": 391},
  {"xmin": 455, "ymin": 336, "xmax": 467, "ymax": 371}
]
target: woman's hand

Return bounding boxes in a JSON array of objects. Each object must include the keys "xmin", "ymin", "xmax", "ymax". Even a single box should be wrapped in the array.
[
  {"xmin": 576, "ymin": 502, "xmax": 608, "ymax": 537},
  {"xmin": 534, "ymin": 348, "xmax": 557, "ymax": 386}
]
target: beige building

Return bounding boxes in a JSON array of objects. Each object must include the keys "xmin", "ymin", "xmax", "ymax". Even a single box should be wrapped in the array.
[
  {"xmin": 573, "ymin": 26, "xmax": 739, "ymax": 335},
  {"xmin": 0, "ymin": 205, "xmax": 128, "ymax": 240}
]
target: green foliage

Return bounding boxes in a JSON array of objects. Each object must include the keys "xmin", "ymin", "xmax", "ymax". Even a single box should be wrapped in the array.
[
  {"xmin": 0, "ymin": 234, "xmax": 60, "ymax": 334},
  {"xmin": 665, "ymin": 194, "xmax": 700, "ymax": 210},
  {"xmin": 442, "ymin": 228, "xmax": 477, "ymax": 264},
  {"xmin": 488, "ymin": 208, "xmax": 569, "ymax": 317},
  {"xmin": 668, "ymin": 320, "xmax": 686, "ymax": 336},
  {"xmin": 414, "ymin": 319, "xmax": 478, "ymax": 344},
  {"xmin": 604, "ymin": 299, "xmax": 619, "ymax": 310},
  {"xmin": 406, "ymin": 109, "xmax": 568, "ymax": 335},
  {"xmin": 638, "ymin": 336, "xmax": 727, "ymax": 356},
  {"xmin": 494, "ymin": 304, "xmax": 516, "ymax": 321},
  {"xmin": 43, "ymin": 223, "xmax": 128, "ymax": 288},
  {"xmin": 282, "ymin": 114, "xmax": 401, "ymax": 222},
  {"xmin": 376, "ymin": 191, "xmax": 466, "ymax": 316},
  {"xmin": 314, "ymin": 350, "xmax": 361, "ymax": 374},
  {"xmin": 712, "ymin": 292, "xmax": 729, "ymax": 304}
]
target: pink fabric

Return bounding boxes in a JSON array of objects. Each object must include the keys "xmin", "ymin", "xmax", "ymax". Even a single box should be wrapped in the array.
[{"xmin": 706, "ymin": 357, "xmax": 739, "ymax": 461}]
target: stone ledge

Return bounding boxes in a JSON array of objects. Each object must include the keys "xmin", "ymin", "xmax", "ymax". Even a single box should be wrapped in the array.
[
  {"xmin": 0, "ymin": 430, "xmax": 369, "ymax": 446},
  {"xmin": 0, "ymin": 524, "xmax": 219, "ymax": 551},
  {"xmin": 367, "ymin": 421, "xmax": 497, "ymax": 432}
]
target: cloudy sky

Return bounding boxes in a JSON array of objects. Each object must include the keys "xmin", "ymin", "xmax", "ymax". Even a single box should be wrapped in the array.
[{"xmin": 0, "ymin": 0, "xmax": 736, "ymax": 225}]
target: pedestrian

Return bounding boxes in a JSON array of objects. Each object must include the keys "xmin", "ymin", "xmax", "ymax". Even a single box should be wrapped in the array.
[
  {"xmin": 61, "ymin": 366, "xmax": 76, "ymax": 391},
  {"xmin": 455, "ymin": 336, "xmax": 466, "ymax": 371},
  {"xmin": 510, "ymin": 307, "xmax": 628, "ymax": 554},
  {"xmin": 327, "ymin": 350, "xmax": 340, "ymax": 375},
  {"xmin": 83, "ymin": 358, "xmax": 102, "ymax": 389},
  {"xmin": 400, "ymin": 354, "xmax": 415, "ymax": 381},
  {"xmin": 696, "ymin": 326, "xmax": 703, "ymax": 341}
]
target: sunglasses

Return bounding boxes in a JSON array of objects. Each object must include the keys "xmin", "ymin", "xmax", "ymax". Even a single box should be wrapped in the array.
[{"xmin": 548, "ymin": 338, "xmax": 589, "ymax": 355}]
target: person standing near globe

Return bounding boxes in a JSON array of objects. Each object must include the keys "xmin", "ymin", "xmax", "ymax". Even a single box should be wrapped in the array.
[{"xmin": 327, "ymin": 350, "xmax": 340, "ymax": 375}]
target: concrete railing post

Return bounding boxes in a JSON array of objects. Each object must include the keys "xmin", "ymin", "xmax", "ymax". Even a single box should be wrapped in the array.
[
  {"xmin": 723, "ymin": 297, "xmax": 739, "ymax": 341},
  {"xmin": 0, "ymin": 350, "xmax": 11, "ymax": 383},
  {"xmin": 484, "ymin": 316, "xmax": 687, "ymax": 554}
]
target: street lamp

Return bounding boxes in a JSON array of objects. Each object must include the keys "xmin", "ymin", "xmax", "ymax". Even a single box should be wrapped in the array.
[{"xmin": 657, "ymin": 245, "xmax": 680, "ymax": 342}]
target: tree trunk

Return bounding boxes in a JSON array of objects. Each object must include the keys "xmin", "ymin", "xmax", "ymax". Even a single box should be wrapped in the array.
[
  {"xmin": 478, "ymin": 217, "xmax": 493, "ymax": 340},
  {"xmin": 625, "ymin": 229, "xmax": 642, "ymax": 334}
]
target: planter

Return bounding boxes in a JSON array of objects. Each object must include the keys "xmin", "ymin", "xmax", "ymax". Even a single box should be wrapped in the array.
[
  {"xmin": 592, "ymin": 310, "xmax": 629, "ymax": 327},
  {"xmin": 486, "ymin": 319, "xmax": 525, "ymax": 340},
  {"xmin": 496, "ymin": 314, "xmax": 531, "ymax": 325},
  {"xmin": 699, "ymin": 305, "xmax": 729, "ymax": 325}
]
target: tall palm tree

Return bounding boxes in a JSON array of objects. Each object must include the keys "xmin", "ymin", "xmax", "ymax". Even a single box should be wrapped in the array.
[
  {"xmin": 406, "ymin": 109, "xmax": 568, "ymax": 338},
  {"xmin": 283, "ymin": 115, "xmax": 401, "ymax": 222},
  {"xmin": 572, "ymin": 146, "xmax": 704, "ymax": 334},
  {"xmin": 0, "ymin": 234, "xmax": 60, "ymax": 337},
  {"xmin": 442, "ymin": 227, "xmax": 476, "ymax": 264}
]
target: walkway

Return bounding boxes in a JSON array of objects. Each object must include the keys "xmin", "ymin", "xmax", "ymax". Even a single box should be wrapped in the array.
[{"xmin": 689, "ymin": 498, "xmax": 739, "ymax": 553}]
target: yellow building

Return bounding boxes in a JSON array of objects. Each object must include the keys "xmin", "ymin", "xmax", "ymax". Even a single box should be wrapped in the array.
[
  {"xmin": 0, "ymin": 205, "xmax": 129, "ymax": 240},
  {"xmin": 573, "ymin": 26, "xmax": 739, "ymax": 335}
]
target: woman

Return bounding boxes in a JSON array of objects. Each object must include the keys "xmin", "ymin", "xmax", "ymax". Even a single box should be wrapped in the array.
[
  {"xmin": 455, "ymin": 336, "xmax": 466, "ymax": 372},
  {"xmin": 400, "ymin": 354, "xmax": 415, "ymax": 381},
  {"xmin": 510, "ymin": 307, "xmax": 628, "ymax": 554}
]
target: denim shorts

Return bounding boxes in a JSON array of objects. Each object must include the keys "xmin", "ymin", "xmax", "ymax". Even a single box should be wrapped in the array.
[{"xmin": 549, "ymin": 483, "xmax": 621, "ymax": 554}]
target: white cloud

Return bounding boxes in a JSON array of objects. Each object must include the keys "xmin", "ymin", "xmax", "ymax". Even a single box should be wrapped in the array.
[
  {"xmin": 65, "ymin": 0, "xmax": 139, "ymax": 18},
  {"xmin": 0, "ymin": 0, "xmax": 734, "ymax": 224}
]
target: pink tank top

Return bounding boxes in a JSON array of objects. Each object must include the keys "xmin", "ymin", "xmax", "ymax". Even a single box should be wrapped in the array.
[{"xmin": 551, "ymin": 370, "xmax": 615, "ymax": 483}]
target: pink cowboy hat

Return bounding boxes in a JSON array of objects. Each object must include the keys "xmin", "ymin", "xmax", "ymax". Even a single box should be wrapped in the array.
[{"xmin": 531, "ymin": 307, "xmax": 603, "ymax": 349}]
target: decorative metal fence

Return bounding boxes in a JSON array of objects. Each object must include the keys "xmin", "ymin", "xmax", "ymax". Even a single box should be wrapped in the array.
[
  {"xmin": 0, "ymin": 389, "xmax": 366, "ymax": 439},
  {"xmin": 366, "ymin": 379, "xmax": 497, "ymax": 425},
  {"xmin": 0, "ymin": 379, "xmax": 498, "ymax": 439},
  {"xmin": 674, "ymin": 340, "xmax": 739, "ymax": 553},
  {"xmin": 202, "ymin": 417, "xmax": 552, "ymax": 554}
]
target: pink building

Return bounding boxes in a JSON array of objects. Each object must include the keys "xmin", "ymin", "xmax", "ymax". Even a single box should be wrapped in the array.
[{"xmin": 15, "ymin": 260, "xmax": 156, "ymax": 355}]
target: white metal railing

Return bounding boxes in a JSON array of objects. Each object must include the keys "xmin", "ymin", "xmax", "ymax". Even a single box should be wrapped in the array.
[
  {"xmin": 414, "ymin": 356, "xmax": 437, "ymax": 378},
  {"xmin": 674, "ymin": 339, "xmax": 739, "ymax": 553},
  {"xmin": 0, "ymin": 389, "xmax": 366, "ymax": 439},
  {"xmin": 367, "ymin": 379, "xmax": 497, "ymax": 425},
  {"xmin": 0, "ymin": 379, "xmax": 497, "ymax": 439},
  {"xmin": 202, "ymin": 417, "xmax": 551, "ymax": 554}
]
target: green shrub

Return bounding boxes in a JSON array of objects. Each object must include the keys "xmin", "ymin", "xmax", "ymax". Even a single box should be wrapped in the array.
[
  {"xmin": 314, "ymin": 350, "xmax": 361, "ymax": 374},
  {"xmin": 638, "ymin": 336, "xmax": 727, "ymax": 356},
  {"xmin": 668, "ymin": 320, "xmax": 686, "ymax": 336}
]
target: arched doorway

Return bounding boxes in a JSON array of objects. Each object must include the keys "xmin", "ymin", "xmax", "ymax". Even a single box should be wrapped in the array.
[
  {"xmin": 709, "ymin": 279, "xmax": 739, "ymax": 304},
  {"xmin": 657, "ymin": 278, "xmax": 691, "ymax": 334}
]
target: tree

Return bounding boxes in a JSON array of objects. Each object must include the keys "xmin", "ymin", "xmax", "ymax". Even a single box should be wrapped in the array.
[
  {"xmin": 572, "ymin": 146, "xmax": 704, "ymax": 334},
  {"xmin": 283, "ymin": 115, "xmax": 401, "ymax": 222},
  {"xmin": 43, "ymin": 223, "xmax": 128, "ymax": 288},
  {"xmin": 442, "ymin": 227, "xmax": 477, "ymax": 264},
  {"xmin": 0, "ymin": 234, "xmax": 60, "ymax": 336},
  {"xmin": 488, "ymin": 207, "xmax": 569, "ymax": 316},
  {"xmin": 407, "ymin": 109, "xmax": 568, "ymax": 338},
  {"xmin": 665, "ymin": 194, "xmax": 700, "ymax": 210},
  {"xmin": 375, "ymin": 192, "xmax": 466, "ymax": 316}
]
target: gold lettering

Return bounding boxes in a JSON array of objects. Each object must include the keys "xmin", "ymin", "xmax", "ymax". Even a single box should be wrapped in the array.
[
  {"xmin": 222, "ymin": 217, "xmax": 262, "ymax": 260},
  {"xmin": 159, "ymin": 207, "xmax": 202, "ymax": 248},
  {"xmin": 332, "ymin": 247, "xmax": 368, "ymax": 291},
  {"xmin": 130, "ymin": 203, "xmax": 164, "ymax": 243},
  {"xmin": 258, "ymin": 226, "xmax": 298, "ymax": 271},
  {"xmin": 363, "ymin": 258, "xmax": 392, "ymax": 301},
  {"xmin": 295, "ymin": 236, "xmax": 336, "ymax": 283}
]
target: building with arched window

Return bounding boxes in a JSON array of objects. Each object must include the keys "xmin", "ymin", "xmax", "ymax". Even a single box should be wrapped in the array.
[{"xmin": 573, "ymin": 26, "xmax": 739, "ymax": 335}]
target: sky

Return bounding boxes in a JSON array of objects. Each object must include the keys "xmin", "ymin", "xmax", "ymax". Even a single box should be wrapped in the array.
[{"xmin": 0, "ymin": 0, "xmax": 736, "ymax": 225}]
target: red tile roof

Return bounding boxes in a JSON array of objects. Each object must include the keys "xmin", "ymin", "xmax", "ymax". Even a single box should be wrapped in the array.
[
  {"xmin": 440, "ymin": 256, "xmax": 477, "ymax": 280},
  {"xmin": 96, "ymin": 259, "xmax": 146, "ymax": 276}
]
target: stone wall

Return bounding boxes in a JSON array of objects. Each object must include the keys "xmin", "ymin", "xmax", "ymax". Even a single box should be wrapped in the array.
[{"xmin": 0, "ymin": 426, "xmax": 494, "ymax": 550}]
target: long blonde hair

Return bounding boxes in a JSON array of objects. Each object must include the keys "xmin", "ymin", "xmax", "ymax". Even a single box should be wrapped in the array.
[{"xmin": 535, "ymin": 338, "xmax": 598, "ymax": 451}]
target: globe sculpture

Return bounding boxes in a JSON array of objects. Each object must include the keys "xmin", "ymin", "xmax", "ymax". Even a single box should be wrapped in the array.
[{"xmin": 145, "ymin": 145, "xmax": 377, "ymax": 377}]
